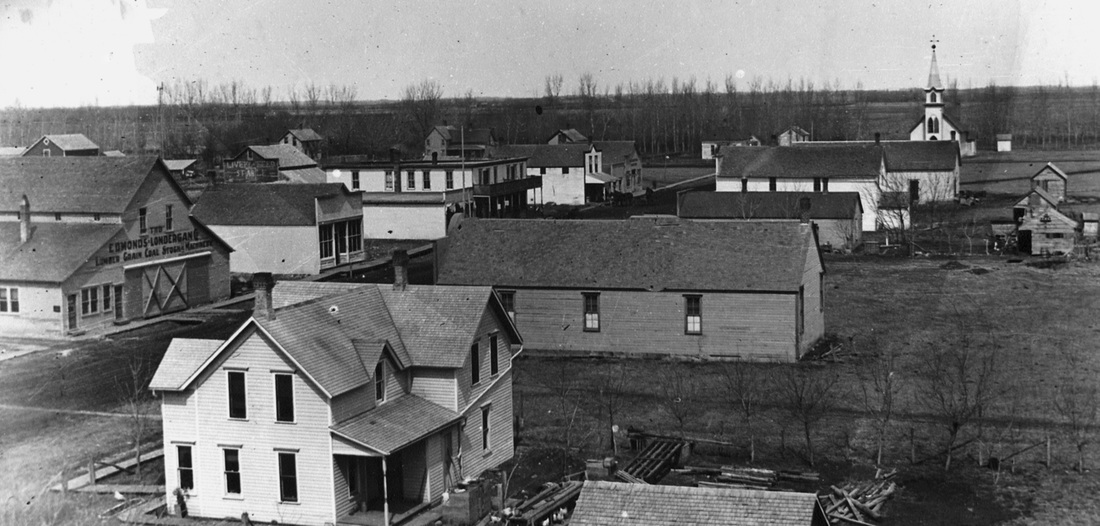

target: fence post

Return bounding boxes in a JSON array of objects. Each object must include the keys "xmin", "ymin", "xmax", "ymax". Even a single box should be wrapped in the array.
[
  {"xmin": 909, "ymin": 428, "xmax": 916, "ymax": 465},
  {"xmin": 88, "ymin": 457, "xmax": 97, "ymax": 488},
  {"xmin": 1046, "ymin": 435, "xmax": 1051, "ymax": 468}
]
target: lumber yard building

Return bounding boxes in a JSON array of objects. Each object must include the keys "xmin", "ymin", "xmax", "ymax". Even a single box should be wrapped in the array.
[
  {"xmin": 150, "ymin": 264, "xmax": 521, "ymax": 526},
  {"xmin": 436, "ymin": 218, "xmax": 824, "ymax": 362},
  {"xmin": 218, "ymin": 144, "xmax": 327, "ymax": 184},
  {"xmin": 323, "ymin": 155, "xmax": 538, "ymax": 240},
  {"xmin": 21, "ymin": 133, "xmax": 100, "ymax": 157},
  {"xmin": 0, "ymin": 156, "xmax": 232, "ymax": 337},
  {"xmin": 191, "ymin": 183, "xmax": 365, "ymax": 275},
  {"xmin": 570, "ymin": 481, "xmax": 828, "ymax": 526},
  {"xmin": 677, "ymin": 191, "xmax": 863, "ymax": 251}
]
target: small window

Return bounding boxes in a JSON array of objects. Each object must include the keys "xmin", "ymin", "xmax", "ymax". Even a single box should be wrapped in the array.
[
  {"xmin": 407, "ymin": 170, "xmax": 416, "ymax": 190},
  {"xmin": 81, "ymin": 287, "xmax": 99, "ymax": 315},
  {"xmin": 275, "ymin": 373, "xmax": 294, "ymax": 422},
  {"xmin": 93, "ymin": 213, "xmax": 101, "ymax": 221},
  {"xmin": 177, "ymin": 445, "xmax": 194, "ymax": 490},
  {"xmin": 685, "ymin": 295, "xmax": 702, "ymax": 334},
  {"xmin": 278, "ymin": 452, "xmax": 298, "ymax": 502},
  {"xmin": 165, "ymin": 204, "xmax": 174, "ymax": 232},
  {"xmin": 930, "ymin": 92, "xmax": 938, "ymax": 103},
  {"xmin": 351, "ymin": 170, "xmax": 360, "ymax": 190},
  {"xmin": 319, "ymin": 223, "xmax": 335, "ymax": 260},
  {"xmin": 490, "ymin": 334, "xmax": 499, "ymax": 376},
  {"xmin": 498, "ymin": 290, "xmax": 515, "ymax": 322},
  {"xmin": 822, "ymin": 178, "xmax": 829, "ymax": 192},
  {"xmin": 422, "ymin": 170, "xmax": 431, "ymax": 190},
  {"xmin": 583, "ymin": 293, "xmax": 600, "ymax": 332},
  {"xmin": 445, "ymin": 170, "xmax": 454, "ymax": 190},
  {"xmin": 54, "ymin": 212, "xmax": 62, "ymax": 222},
  {"xmin": 224, "ymin": 449, "xmax": 241, "ymax": 494},
  {"xmin": 741, "ymin": 178, "xmax": 748, "ymax": 192},
  {"xmin": 1051, "ymin": 233, "xmax": 1066, "ymax": 239},
  {"xmin": 375, "ymin": 361, "xmax": 386, "ymax": 402},
  {"xmin": 471, "ymin": 343, "xmax": 481, "ymax": 385},
  {"xmin": 540, "ymin": 167, "xmax": 546, "ymax": 175},
  {"xmin": 102, "ymin": 284, "xmax": 112, "ymax": 312},
  {"xmin": 481, "ymin": 405, "xmax": 491, "ymax": 451},
  {"xmin": 769, "ymin": 177, "xmax": 777, "ymax": 192},
  {"xmin": 139, "ymin": 207, "xmax": 147, "ymax": 235},
  {"xmin": 385, "ymin": 170, "xmax": 394, "ymax": 191},
  {"xmin": 562, "ymin": 167, "xmax": 570, "ymax": 175},
  {"xmin": 0, "ymin": 287, "xmax": 18, "ymax": 313},
  {"xmin": 813, "ymin": 178, "xmax": 821, "ymax": 192},
  {"xmin": 346, "ymin": 220, "xmax": 362, "ymax": 253},
  {"xmin": 228, "ymin": 371, "xmax": 247, "ymax": 419}
]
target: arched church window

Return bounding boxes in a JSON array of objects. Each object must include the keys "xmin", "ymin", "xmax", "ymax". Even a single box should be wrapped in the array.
[{"xmin": 930, "ymin": 92, "xmax": 937, "ymax": 103}]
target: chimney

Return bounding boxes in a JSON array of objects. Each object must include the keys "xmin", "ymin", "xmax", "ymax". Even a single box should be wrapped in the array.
[
  {"xmin": 19, "ymin": 195, "xmax": 31, "ymax": 243},
  {"xmin": 874, "ymin": 132, "xmax": 881, "ymax": 145},
  {"xmin": 392, "ymin": 249, "xmax": 409, "ymax": 291},
  {"xmin": 252, "ymin": 272, "xmax": 275, "ymax": 321}
]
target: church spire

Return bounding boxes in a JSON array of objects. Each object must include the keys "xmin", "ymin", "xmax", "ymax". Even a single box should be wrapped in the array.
[{"xmin": 926, "ymin": 38, "xmax": 944, "ymax": 90}]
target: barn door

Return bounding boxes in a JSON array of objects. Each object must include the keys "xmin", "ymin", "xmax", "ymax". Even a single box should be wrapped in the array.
[{"xmin": 141, "ymin": 261, "xmax": 189, "ymax": 318}]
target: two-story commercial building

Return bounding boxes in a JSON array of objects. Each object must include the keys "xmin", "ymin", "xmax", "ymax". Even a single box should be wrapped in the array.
[
  {"xmin": 191, "ymin": 184, "xmax": 364, "ymax": 275},
  {"xmin": 492, "ymin": 141, "xmax": 643, "ymax": 205},
  {"xmin": 436, "ymin": 218, "xmax": 824, "ymax": 362},
  {"xmin": 219, "ymin": 145, "xmax": 327, "ymax": 184},
  {"xmin": 423, "ymin": 126, "xmax": 496, "ymax": 161},
  {"xmin": 0, "ymin": 156, "xmax": 232, "ymax": 337},
  {"xmin": 323, "ymin": 156, "xmax": 538, "ymax": 240},
  {"xmin": 150, "ymin": 268, "xmax": 521, "ymax": 526}
]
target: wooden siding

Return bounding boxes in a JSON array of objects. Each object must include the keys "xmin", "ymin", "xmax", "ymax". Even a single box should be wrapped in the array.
[
  {"xmin": 510, "ymin": 289, "xmax": 800, "ymax": 361},
  {"xmin": 410, "ymin": 368, "xmax": 457, "ymax": 412},
  {"xmin": 426, "ymin": 431, "xmax": 445, "ymax": 498},
  {"xmin": 401, "ymin": 442, "xmax": 428, "ymax": 500},
  {"xmin": 381, "ymin": 353, "xmax": 407, "ymax": 404},
  {"xmin": 160, "ymin": 327, "xmax": 336, "ymax": 524},
  {"xmin": 883, "ymin": 170, "xmax": 958, "ymax": 202},
  {"xmin": 333, "ymin": 457, "xmax": 353, "ymax": 519},
  {"xmin": 459, "ymin": 371, "xmax": 514, "ymax": 480},
  {"xmin": 332, "ymin": 385, "xmax": 373, "ymax": 424},
  {"xmin": 457, "ymin": 306, "xmax": 514, "ymax": 411},
  {"xmin": 800, "ymin": 243, "xmax": 825, "ymax": 356}
]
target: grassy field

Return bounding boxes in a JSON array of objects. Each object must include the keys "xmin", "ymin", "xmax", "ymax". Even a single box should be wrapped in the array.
[{"xmin": 512, "ymin": 256, "xmax": 1100, "ymax": 525}]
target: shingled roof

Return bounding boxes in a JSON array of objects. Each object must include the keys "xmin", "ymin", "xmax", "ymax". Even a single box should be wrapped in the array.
[
  {"xmin": 492, "ymin": 144, "xmax": 591, "ymax": 168},
  {"xmin": 191, "ymin": 183, "xmax": 352, "ymax": 226},
  {"xmin": 149, "ymin": 339, "xmax": 222, "ymax": 391},
  {"xmin": 570, "ymin": 481, "xmax": 825, "ymax": 526},
  {"xmin": 332, "ymin": 394, "xmax": 461, "ymax": 455},
  {"xmin": 678, "ymin": 191, "xmax": 862, "ymax": 220},
  {"xmin": 0, "ymin": 222, "xmax": 122, "ymax": 282},
  {"xmin": 245, "ymin": 144, "xmax": 317, "ymax": 169},
  {"xmin": 718, "ymin": 144, "xmax": 883, "ymax": 180},
  {"xmin": 0, "ymin": 156, "xmax": 174, "ymax": 213},
  {"xmin": 437, "ymin": 218, "xmax": 817, "ymax": 292},
  {"xmin": 549, "ymin": 128, "xmax": 588, "ymax": 143},
  {"xmin": 881, "ymin": 141, "xmax": 959, "ymax": 171},
  {"xmin": 35, "ymin": 134, "xmax": 99, "ymax": 152},
  {"xmin": 287, "ymin": 128, "xmax": 323, "ymax": 142},
  {"xmin": 592, "ymin": 141, "xmax": 638, "ymax": 170}
]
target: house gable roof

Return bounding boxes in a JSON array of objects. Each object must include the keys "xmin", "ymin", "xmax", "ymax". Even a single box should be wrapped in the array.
[
  {"xmin": 149, "ymin": 339, "xmax": 223, "ymax": 391},
  {"xmin": 0, "ymin": 223, "xmax": 123, "ymax": 282},
  {"xmin": 287, "ymin": 128, "xmax": 323, "ymax": 142},
  {"xmin": 32, "ymin": 134, "xmax": 99, "ymax": 152},
  {"xmin": 431, "ymin": 126, "xmax": 495, "ymax": 146},
  {"xmin": 678, "ymin": 191, "xmax": 862, "ymax": 220},
  {"xmin": 437, "ymin": 218, "xmax": 815, "ymax": 293},
  {"xmin": 718, "ymin": 144, "xmax": 883, "ymax": 180},
  {"xmin": 882, "ymin": 141, "xmax": 960, "ymax": 172},
  {"xmin": 549, "ymin": 128, "xmax": 588, "ymax": 143},
  {"xmin": 570, "ymin": 481, "xmax": 822, "ymax": 526},
  {"xmin": 0, "ymin": 156, "xmax": 171, "ymax": 213},
  {"xmin": 164, "ymin": 159, "xmax": 198, "ymax": 172},
  {"xmin": 1032, "ymin": 162, "xmax": 1067, "ymax": 181},
  {"xmin": 592, "ymin": 141, "xmax": 638, "ymax": 169},
  {"xmin": 191, "ymin": 183, "xmax": 352, "ymax": 226},
  {"xmin": 241, "ymin": 144, "xmax": 318, "ymax": 169},
  {"xmin": 1014, "ymin": 187, "xmax": 1060, "ymax": 209}
]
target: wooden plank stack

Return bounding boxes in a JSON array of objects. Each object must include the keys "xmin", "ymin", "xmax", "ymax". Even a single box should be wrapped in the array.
[
  {"xmin": 817, "ymin": 470, "xmax": 898, "ymax": 525},
  {"xmin": 618, "ymin": 438, "xmax": 685, "ymax": 484},
  {"xmin": 690, "ymin": 466, "xmax": 819, "ymax": 490},
  {"xmin": 501, "ymin": 481, "xmax": 583, "ymax": 526}
]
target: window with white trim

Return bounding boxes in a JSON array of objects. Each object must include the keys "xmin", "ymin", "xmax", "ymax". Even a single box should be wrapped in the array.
[
  {"xmin": 471, "ymin": 343, "xmax": 481, "ymax": 385},
  {"xmin": 684, "ymin": 295, "xmax": 702, "ymax": 334},
  {"xmin": 319, "ymin": 223, "xmax": 334, "ymax": 260},
  {"xmin": 498, "ymin": 290, "xmax": 515, "ymax": 322},
  {"xmin": 422, "ymin": 170, "xmax": 431, "ymax": 190},
  {"xmin": 177, "ymin": 445, "xmax": 194, "ymax": 490},
  {"xmin": 375, "ymin": 361, "xmax": 386, "ymax": 402},
  {"xmin": 490, "ymin": 334, "xmax": 499, "ymax": 376},
  {"xmin": 228, "ymin": 371, "xmax": 247, "ymax": 419},
  {"xmin": 223, "ymin": 448, "xmax": 241, "ymax": 494},
  {"xmin": 139, "ymin": 207, "xmax": 147, "ymax": 235},
  {"xmin": 102, "ymin": 284, "xmax": 112, "ymax": 312},
  {"xmin": 275, "ymin": 373, "xmax": 294, "ymax": 422},
  {"xmin": 445, "ymin": 170, "xmax": 454, "ymax": 190},
  {"xmin": 351, "ymin": 170, "xmax": 360, "ymax": 190},
  {"xmin": 407, "ymin": 170, "xmax": 416, "ymax": 190},
  {"xmin": 165, "ymin": 204, "xmax": 174, "ymax": 232},
  {"xmin": 582, "ymin": 293, "xmax": 600, "ymax": 332},
  {"xmin": 278, "ymin": 452, "xmax": 298, "ymax": 502},
  {"xmin": 0, "ymin": 287, "xmax": 18, "ymax": 313},
  {"xmin": 81, "ymin": 287, "xmax": 99, "ymax": 315},
  {"xmin": 385, "ymin": 170, "xmax": 394, "ymax": 191},
  {"xmin": 481, "ymin": 405, "xmax": 492, "ymax": 451}
]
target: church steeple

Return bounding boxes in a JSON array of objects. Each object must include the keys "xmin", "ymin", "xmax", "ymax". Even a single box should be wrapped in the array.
[
  {"xmin": 926, "ymin": 43, "xmax": 944, "ymax": 91},
  {"xmin": 912, "ymin": 37, "xmax": 956, "ymax": 142}
]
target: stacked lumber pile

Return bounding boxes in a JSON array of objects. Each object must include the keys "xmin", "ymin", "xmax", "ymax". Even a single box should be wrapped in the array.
[
  {"xmin": 818, "ymin": 470, "xmax": 898, "ymax": 525},
  {"xmin": 684, "ymin": 466, "xmax": 820, "ymax": 490},
  {"xmin": 500, "ymin": 481, "xmax": 582, "ymax": 526},
  {"xmin": 618, "ymin": 438, "xmax": 684, "ymax": 484}
]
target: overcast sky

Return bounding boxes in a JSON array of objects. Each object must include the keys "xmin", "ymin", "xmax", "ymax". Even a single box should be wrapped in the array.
[{"xmin": 3, "ymin": 0, "xmax": 1099, "ymax": 108}]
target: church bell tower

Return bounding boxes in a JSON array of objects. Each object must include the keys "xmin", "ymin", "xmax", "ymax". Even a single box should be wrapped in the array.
[{"xmin": 922, "ymin": 39, "xmax": 946, "ymax": 140}]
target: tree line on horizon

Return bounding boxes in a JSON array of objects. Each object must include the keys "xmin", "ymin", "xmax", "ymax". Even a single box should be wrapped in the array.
[{"xmin": 1, "ymin": 73, "xmax": 1099, "ymax": 165}]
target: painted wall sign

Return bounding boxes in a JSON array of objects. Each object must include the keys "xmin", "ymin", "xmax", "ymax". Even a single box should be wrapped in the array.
[{"xmin": 95, "ymin": 230, "xmax": 214, "ymax": 267}]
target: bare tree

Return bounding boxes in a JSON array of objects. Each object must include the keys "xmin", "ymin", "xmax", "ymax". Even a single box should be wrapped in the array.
[
  {"xmin": 402, "ymin": 79, "xmax": 444, "ymax": 147},
  {"xmin": 772, "ymin": 366, "xmax": 841, "ymax": 466},
  {"xmin": 116, "ymin": 353, "xmax": 152, "ymax": 478},
  {"xmin": 1053, "ymin": 373, "xmax": 1100, "ymax": 472},
  {"xmin": 657, "ymin": 365, "xmax": 697, "ymax": 439},
  {"xmin": 588, "ymin": 360, "xmax": 628, "ymax": 454},
  {"xmin": 721, "ymin": 360, "xmax": 767, "ymax": 462},
  {"xmin": 857, "ymin": 335, "xmax": 903, "ymax": 466},
  {"xmin": 544, "ymin": 73, "xmax": 564, "ymax": 103}
]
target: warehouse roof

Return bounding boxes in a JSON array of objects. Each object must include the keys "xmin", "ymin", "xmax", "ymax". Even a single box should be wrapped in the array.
[
  {"xmin": 241, "ymin": 144, "xmax": 318, "ymax": 169},
  {"xmin": 30, "ymin": 134, "xmax": 100, "ymax": 152},
  {"xmin": 437, "ymin": 218, "xmax": 819, "ymax": 292},
  {"xmin": 0, "ymin": 222, "xmax": 122, "ymax": 282},
  {"xmin": 881, "ymin": 141, "xmax": 959, "ymax": 172},
  {"xmin": 678, "ymin": 191, "xmax": 862, "ymax": 220},
  {"xmin": 286, "ymin": 128, "xmax": 323, "ymax": 142},
  {"xmin": 718, "ymin": 144, "xmax": 883, "ymax": 180},
  {"xmin": 0, "ymin": 156, "xmax": 176, "ymax": 214},
  {"xmin": 191, "ymin": 183, "xmax": 354, "ymax": 226}
]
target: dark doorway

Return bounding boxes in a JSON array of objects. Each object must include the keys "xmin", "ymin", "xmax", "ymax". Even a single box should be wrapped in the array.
[
  {"xmin": 908, "ymin": 180, "xmax": 920, "ymax": 204},
  {"xmin": 67, "ymin": 294, "xmax": 77, "ymax": 331},
  {"xmin": 114, "ymin": 285, "xmax": 124, "ymax": 321},
  {"xmin": 1018, "ymin": 230, "xmax": 1032, "ymax": 254}
]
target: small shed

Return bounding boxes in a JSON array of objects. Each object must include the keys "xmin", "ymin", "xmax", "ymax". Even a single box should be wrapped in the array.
[
  {"xmin": 1030, "ymin": 162, "xmax": 1067, "ymax": 203},
  {"xmin": 996, "ymin": 134, "xmax": 1013, "ymax": 152},
  {"xmin": 1018, "ymin": 208, "xmax": 1076, "ymax": 256},
  {"xmin": 778, "ymin": 126, "xmax": 810, "ymax": 146},
  {"xmin": 1082, "ymin": 212, "xmax": 1098, "ymax": 240}
]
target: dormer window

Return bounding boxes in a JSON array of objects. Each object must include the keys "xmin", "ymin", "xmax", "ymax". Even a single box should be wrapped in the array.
[{"xmin": 375, "ymin": 361, "xmax": 386, "ymax": 402}]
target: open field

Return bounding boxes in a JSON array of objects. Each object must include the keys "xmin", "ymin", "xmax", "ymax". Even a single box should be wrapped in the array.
[{"xmin": 513, "ymin": 256, "xmax": 1100, "ymax": 525}]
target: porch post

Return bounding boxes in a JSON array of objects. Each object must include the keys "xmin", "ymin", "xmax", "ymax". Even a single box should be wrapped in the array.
[{"xmin": 382, "ymin": 456, "xmax": 390, "ymax": 526}]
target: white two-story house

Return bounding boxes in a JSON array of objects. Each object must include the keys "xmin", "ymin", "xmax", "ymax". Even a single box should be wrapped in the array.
[{"xmin": 149, "ymin": 266, "xmax": 521, "ymax": 526}]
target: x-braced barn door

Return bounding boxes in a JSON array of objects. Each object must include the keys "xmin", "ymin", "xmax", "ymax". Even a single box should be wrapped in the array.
[{"xmin": 141, "ymin": 261, "xmax": 189, "ymax": 318}]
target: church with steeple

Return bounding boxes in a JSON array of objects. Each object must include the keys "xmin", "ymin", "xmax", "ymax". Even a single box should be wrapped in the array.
[{"xmin": 908, "ymin": 42, "xmax": 962, "ymax": 142}]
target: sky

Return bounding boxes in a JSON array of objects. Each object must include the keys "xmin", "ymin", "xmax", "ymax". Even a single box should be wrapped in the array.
[{"xmin": 2, "ymin": 0, "xmax": 1099, "ymax": 108}]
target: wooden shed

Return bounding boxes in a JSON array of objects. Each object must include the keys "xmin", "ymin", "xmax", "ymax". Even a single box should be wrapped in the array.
[{"xmin": 1030, "ymin": 162, "xmax": 1068, "ymax": 203}]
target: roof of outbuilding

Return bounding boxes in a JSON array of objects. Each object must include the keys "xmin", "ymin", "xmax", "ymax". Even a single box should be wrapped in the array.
[
  {"xmin": 592, "ymin": 141, "xmax": 638, "ymax": 169},
  {"xmin": 678, "ymin": 191, "xmax": 862, "ymax": 220},
  {"xmin": 279, "ymin": 166, "xmax": 328, "ymax": 184},
  {"xmin": 569, "ymin": 481, "xmax": 822, "ymax": 526},
  {"xmin": 996, "ymin": 134, "xmax": 1013, "ymax": 141},
  {"xmin": 1013, "ymin": 187, "xmax": 1060, "ymax": 209},
  {"xmin": 149, "ymin": 339, "xmax": 223, "ymax": 391},
  {"xmin": 164, "ymin": 159, "xmax": 198, "ymax": 172},
  {"xmin": 0, "ymin": 156, "xmax": 171, "ymax": 213},
  {"xmin": 0, "ymin": 222, "xmax": 122, "ymax": 282},
  {"xmin": 493, "ymin": 144, "xmax": 592, "ymax": 168},
  {"xmin": 437, "ymin": 218, "xmax": 816, "ymax": 292},
  {"xmin": 781, "ymin": 126, "xmax": 810, "ymax": 137},
  {"xmin": 1032, "ymin": 162, "xmax": 1067, "ymax": 181},
  {"xmin": 191, "ymin": 183, "xmax": 352, "ymax": 226},
  {"xmin": 245, "ymin": 144, "xmax": 317, "ymax": 169},
  {"xmin": 37, "ymin": 134, "xmax": 99, "ymax": 152},
  {"xmin": 550, "ymin": 128, "xmax": 588, "ymax": 143},
  {"xmin": 0, "ymin": 146, "xmax": 26, "ymax": 157},
  {"xmin": 718, "ymin": 144, "xmax": 883, "ymax": 180},
  {"xmin": 331, "ymin": 394, "xmax": 461, "ymax": 455},
  {"xmin": 881, "ymin": 141, "xmax": 959, "ymax": 171},
  {"xmin": 287, "ymin": 128, "xmax": 323, "ymax": 142}
]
